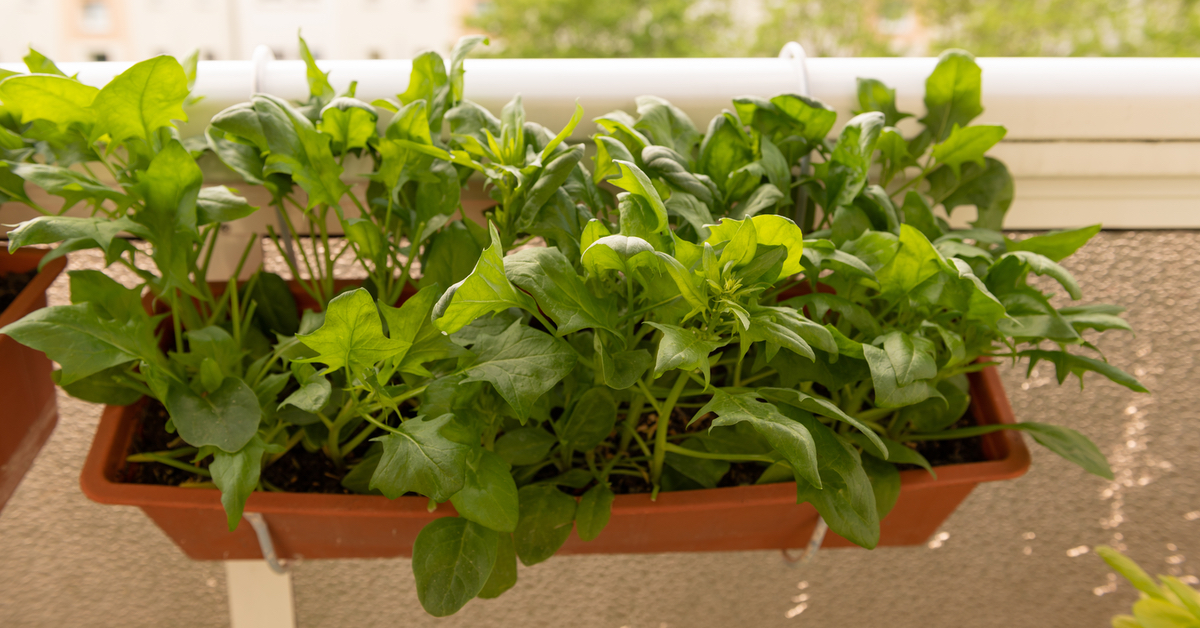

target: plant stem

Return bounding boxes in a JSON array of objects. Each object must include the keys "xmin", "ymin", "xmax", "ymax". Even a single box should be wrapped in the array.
[
  {"xmin": 661, "ymin": 442, "xmax": 774, "ymax": 463},
  {"xmin": 649, "ymin": 372, "xmax": 690, "ymax": 492},
  {"xmin": 126, "ymin": 453, "xmax": 211, "ymax": 476}
]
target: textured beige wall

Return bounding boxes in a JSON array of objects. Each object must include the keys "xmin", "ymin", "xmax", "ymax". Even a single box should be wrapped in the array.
[{"xmin": 1, "ymin": 231, "xmax": 1197, "ymax": 627}]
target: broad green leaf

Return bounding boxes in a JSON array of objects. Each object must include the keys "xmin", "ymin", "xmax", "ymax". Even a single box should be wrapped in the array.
[
  {"xmin": 6, "ymin": 215, "xmax": 136, "ymax": 253},
  {"xmin": 861, "ymin": 453, "xmax": 901, "ymax": 520},
  {"xmin": 1007, "ymin": 224, "xmax": 1101, "ymax": 262},
  {"xmin": 581, "ymin": 234, "xmax": 657, "ymax": 278},
  {"xmin": 664, "ymin": 438, "xmax": 730, "ymax": 489},
  {"xmin": 1159, "ymin": 577, "xmax": 1200, "ymax": 621},
  {"xmin": 343, "ymin": 217, "xmax": 385, "ymax": 262},
  {"xmin": 210, "ymin": 437, "xmax": 268, "ymax": 530},
  {"xmin": 412, "ymin": 517, "xmax": 498, "ymax": 617},
  {"xmin": 0, "ymin": 74, "xmax": 98, "ymax": 128},
  {"xmin": 318, "ymin": 97, "xmax": 378, "ymax": 152},
  {"xmin": 7, "ymin": 163, "xmax": 132, "ymax": 212},
  {"xmin": 131, "ymin": 140, "xmax": 203, "ymax": 294},
  {"xmin": 592, "ymin": 135, "xmax": 635, "ymax": 183},
  {"xmin": 0, "ymin": 302, "xmax": 159, "ymax": 385},
  {"xmin": 253, "ymin": 94, "xmax": 349, "ymax": 208},
  {"xmin": 645, "ymin": 322, "xmax": 724, "ymax": 380},
  {"xmin": 245, "ymin": 272, "xmax": 299, "ymax": 337},
  {"xmin": 298, "ymin": 288, "xmax": 407, "ymax": 378},
  {"xmin": 595, "ymin": 341, "xmax": 653, "ymax": 390},
  {"xmin": 931, "ymin": 157, "xmax": 1013, "ymax": 230},
  {"xmin": 823, "ymin": 112, "xmax": 884, "ymax": 208},
  {"xmin": 90, "ymin": 56, "xmax": 189, "ymax": 146},
  {"xmin": 166, "ymin": 377, "xmax": 261, "ymax": 452},
  {"xmin": 1021, "ymin": 423, "xmax": 1113, "ymax": 479},
  {"xmin": 863, "ymin": 343, "xmax": 943, "ymax": 409},
  {"xmin": 921, "ymin": 49, "xmax": 984, "ymax": 141},
  {"xmin": 879, "ymin": 330, "xmax": 938, "ymax": 387},
  {"xmin": 575, "ymin": 483, "xmax": 614, "ymax": 542},
  {"xmin": 516, "ymin": 145, "xmax": 585, "ymax": 230},
  {"xmin": 461, "ymin": 321, "xmax": 576, "ymax": 421},
  {"xmin": 855, "ymin": 78, "xmax": 911, "ymax": 127},
  {"xmin": 695, "ymin": 389, "xmax": 820, "ymax": 489},
  {"xmin": 380, "ymin": 285, "xmax": 461, "ymax": 375},
  {"xmin": 610, "ymin": 160, "xmax": 668, "ymax": 233},
  {"xmin": 419, "ymin": 221, "xmax": 484, "ymax": 292},
  {"xmin": 876, "ymin": 224, "xmax": 944, "ymax": 298},
  {"xmin": 23, "ymin": 48, "xmax": 66, "ymax": 76},
  {"xmin": 371, "ymin": 414, "xmax": 472, "ymax": 501},
  {"xmin": 450, "ymin": 449, "xmax": 519, "ymax": 533},
  {"xmin": 1133, "ymin": 598, "xmax": 1197, "ymax": 628},
  {"xmin": 298, "ymin": 34, "xmax": 335, "ymax": 103},
  {"xmin": 514, "ymin": 484, "xmax": 577, "ymax": 566},
  {"xmin": 635, "ymin": 95, "xmax": 700, "ymax": 156},
  {"xmin": 758, "ymin": 387, "xmax": 887, "ymax": 459},
  {"xmin": 1096, "ymin": 545, "xmax": 1167, "ymax": 600},
  {"xmin": 698, "ymin": 111, "xmax": 754, "ymax": 194},
  {"xmin": 278, "ymin": 362, "xmax": 330, "ymax": 413},
  {"xmin": 559, "ymin": 387, "xmax": 617, "ymax": 453},
  {"xmin": 477, "ymin": 532, "xmax": 517, "ymax": 600},
  {"xmin": 55, "ymin": 365, "xmax": 142, "ymax": 406},
  {"xmin": 781, "ymin": 405, "xmax": 878, "ymax": 548},
  {"xmin": 197, "ymin": 186, "xmax": 256, "ymax": 225},
  {"xmin": 898, "ymin": 376, "xmax": 970, "ymax": 434},
  {"xmin": 448, "ymin": 35, "xmax": 488, "ymax": 102},
  {"xmin": 932, "ymin": 125, "xmax": 1006, "ymax": 176},
  {"xmin": 434, "ymin": 223, "xmax": 537, "ymax": 334},
  {"xmin": 66, "ymin": 271, "xmax": 140, "ymax": 323},
  {"xmin": 1002, "ymin": 250, "xmax": 1082, "ymax": 299},
  {"xmin": 655, "ymin": 253, "xmax": 706, "ymax": 313},
  {"xmin": 505, "ymin": 246, "xmax": 618, "ymax": 335},
  {"xmin": 495, "ymin": 427, "xmax": 557, "ymax": 466}
]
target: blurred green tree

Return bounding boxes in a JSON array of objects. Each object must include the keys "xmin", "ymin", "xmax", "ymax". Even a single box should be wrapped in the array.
[{"xmin": 466, "ymin": 0, "xmax": 743, "ymax": 57}]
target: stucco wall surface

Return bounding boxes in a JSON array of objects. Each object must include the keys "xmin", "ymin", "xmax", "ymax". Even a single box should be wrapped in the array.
[{"xmin": 0, "ymin": 231, "xmax": 1196, "ymax": 627}]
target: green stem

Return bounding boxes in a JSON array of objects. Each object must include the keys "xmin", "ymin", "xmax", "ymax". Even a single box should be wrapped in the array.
[
  {"xmin": 904, "ymin": 423, "xmax": 1024, "ymax": 441},
  {"xmin": 650, "ymin": 372, "xmax": 690, "ymax": 491},
  {"xmin": 661, "ymin": 442, "xmax": 774, "ymax": 463},
  {"xmin": 126, "ymin": 453, "xmax": 211, "ymax": 477}
]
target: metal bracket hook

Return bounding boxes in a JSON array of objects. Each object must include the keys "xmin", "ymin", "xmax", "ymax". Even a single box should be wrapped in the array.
[
  {"xmin": 782, "ymin": 516, "xmax": 828, "ymax": 565},
  {"xmin": 244, "ymin": 512, "xmax": 290, "ymax": 575}
]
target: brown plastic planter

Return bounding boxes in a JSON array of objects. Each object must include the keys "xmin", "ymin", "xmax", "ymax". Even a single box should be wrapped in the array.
[
  {"xmin": 0, "ymin": 248, "xmax": 66, "ymax": 512},
  {"xmin": 81, "ymin": 363, "xmax": 1029, "ymax": 560}
]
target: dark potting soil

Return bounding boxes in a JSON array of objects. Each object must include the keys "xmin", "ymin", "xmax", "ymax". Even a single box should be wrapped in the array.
[
  {"xmin": 123, "ymin": 398, "xmax": 988, "ymax": 496},
  {"xmin": 0, "ymin": 269, "xmax": 35, "ymax": 314}
]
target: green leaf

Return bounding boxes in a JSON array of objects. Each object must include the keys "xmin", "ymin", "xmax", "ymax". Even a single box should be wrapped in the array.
[
  {"xmin": 698, "ymin": 111, "xmax": 754, "ymax": 195},
  {"xmin": 298, "ymin": 34, "xmax": 335, "ymax": 103},
  {"xmin": 412, "ymin": 517, "xmax": 498, "ymax": 617},
  {"xmin": 1025, "ymin": 423, "xmax": 1113, "ymax": 479},
  {"xmin": 706, "ymin": 214, "xmax": 805, "ymax": 280},
  {"xmin": 1020, "ymin": 349, "xmax": 1147, "ymax": 393},
  {"xmin": 1002, "ymin": 250, "xmax": 1082, "ymax": 299},
  {"xmin": 921, "ymin": 49, "xmax": 984, "ymax": 142},
  {"xmin": 245, "ymin": 272, "xmax": 299, "ymax": 337},
  {"xmin": 433, "ymin": 223, "xmax": 538, "ymax": 334},
  {"xmin": 166, "ymin": 377, "xmax": 261, "ymax": 453},
  {"xmin": 450, "ymin": 449, "xmax": 520, "ymax": 533},
  {"xmin": 610, "ymin": 160, "xmax": 668, "ymax": 233},
  {"xmin": 581, "ymin": 234, "xmax": 658, "ymax": 278},
  {"xmin": 495, "ymin": 427, "xmax": 557, "ymax": 466},
  {"xmin": 505, "ymin": 247, "xmax": 618, "ymax": 336},
  {"xmin": 1096, "ymin": 546, "xmax": 1167, "ymax": 601},
  {"xmin": 931, "ymin": 157, "xmax": 1013, "ymax": 230},
  {"xmin": 196, "ymin": 186, "xmax": 256, "ymax": 225},
  {"xmin": 278, "ymin": 362, "xmax": 330, "ymax": 413},
  {"xmin": 253, "ymin": 94, "xmax": 349, "ymax": 208},
  {"xmin": 781, "ymin": 406, "xmax": 879, "ymax": 548},
  {"xmin": 1159, "ymin": 577, "xmax": 1200, "ymax": 621},
  {"xmin": 932, "ymin": 125, "xmax": 1006, "ymax": 177},
  {"xmin": 860, "ymin": 452, "xmax": 901, "ymax": 520},
  {"xmin": 477, "ymin": 532, "xmax": 517, "ymax": 600},
  {"xmin": 7, "ymin": 163, "xmax": 133, "ymax": 212},
  {"xmin": 514, "ymin": 484, "xmax": 577, "ymax": 566},
  {"xmin": 634, "ymin": 95, "xmax": 700, "ymax": 155},
  {"xmin": 90, "ymin": 56, "xmax": 189, "ymax": 146},
  {"xmin": 210, "ymin": 437, "xmax": 268, "ymax": 530},
  {"xmin": 6, "ymin": 215, "xmax": 136, "ymax": 254},
  {"xmin": 758, "ymin": 387, "xmax": 887, "ymax": 459},
  {"xmin": 343, "ymin": 217, "xmax": 385, "ymax": 263},
  {"xmin": 1007, "ymin": 224, "xmax": 1101, "ymax": 262},
  {"xmin": 655, "ymin": 253, "xmax": 707, "ymax": 314},
  {"xmin": 575, "ymin": 483, "xmax": 614, "ymax": 542},
  {"xmin": 559, "ymin": 387, "xmax": 617, "ymax": 453},
  {"xmin": 318, "ymin": 98, "xmax": 378, "ymax": 152},
  {"xmin": 370, "ymin": 414, "xmax": 472, "ymax": 501},
  {"xmin": 863, "ymin": 343, "xmax": 942, "ymax": 409},
  {"xmin": 298, "ymin": 288, "xmax": 407, "ymax": 378},
  {"xmin": 1133, "ymin": 598, "xmax": 1197, "ymax": 628},
  {"xmin": 878, "ymin": 330, "xmax": 938, "ymax": 387},
  {"xmin": 0, "ymin": 74, "xmax": 99, "ymax": 128},
  {"xmin": 664, "ymin": 438, "xmax": 730, "ymax": 489},
  {"xmin": 898, "ymin": 376, "xmax": 970, "ymax": 435},
  {"xmin": 823, "ymin": 112, "xmax": 884, "ymax": 208},
  {"xmin": 594, "ymin": 341, "xmax": 653, "ymax": 390},
  {"xmin": 645, "ymin": 322, "xmax": 724, "ymax": 380},
  {"xmin": 0, "ymin": 302, "xmax": 159, "ymax": 385},
  {"xmin": 461, "ymin": 321, "xmax": 576, "ymax": 421},
  {"xmin": 876, "ymin": 224, "xmax": 944, "ymax": 298},
  {"xmin": 516, "ymin": 145, "xmax": 585, "ymax": 230},
  {"xmin": 695, "ymin": 389, "xmax": 820, "ymax": 489},
  {"xmin": 855, "ymin": 78, "xmax": 911, "ymax": 127},
  {"xmin": 23, "ymin": 48, "xmax": 66, "ymax": 75}
]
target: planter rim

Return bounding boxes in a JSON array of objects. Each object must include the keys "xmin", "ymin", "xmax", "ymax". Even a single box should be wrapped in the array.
[
  {"xmin": 81, "ymin": 366, "xmax": 1031, "ymax": 517},
  {"xmin": 0, "ymin": 248, "xmax": 66, "ymax": 330}
]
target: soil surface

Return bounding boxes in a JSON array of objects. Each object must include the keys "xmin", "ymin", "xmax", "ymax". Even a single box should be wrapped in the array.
[
  {"xmin": 0, "ymin": 269, "xmax": 35, "ymax": 314},
  {"xmin": 123, "ymin": 398, "xmax": 988, "ymax": 495}
]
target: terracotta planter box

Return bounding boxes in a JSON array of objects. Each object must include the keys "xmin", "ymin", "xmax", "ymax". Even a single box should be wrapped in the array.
[
  {"xmin": 81, "ymin": 362, "xmax": 1029, "ymax": 560},
  {"xmin": 0, "ymin": 248, "xmax": 66, "ymax": 512}
]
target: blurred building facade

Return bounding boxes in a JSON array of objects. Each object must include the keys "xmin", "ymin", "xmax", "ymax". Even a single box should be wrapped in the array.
[{"xmin": 0, "ymin": 0, "xmax": 478, "ymax": 63}]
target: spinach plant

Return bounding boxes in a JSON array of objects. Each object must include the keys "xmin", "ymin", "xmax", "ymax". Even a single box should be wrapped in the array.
[
  {"xmin": 0, "ymin": 43, "xmax": 1146, "ymax": 619},
  {"xmin": 1097, "ymin": 546, "xmax": 1200, "ymax": 628}
]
